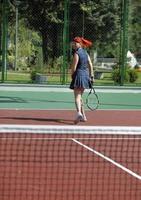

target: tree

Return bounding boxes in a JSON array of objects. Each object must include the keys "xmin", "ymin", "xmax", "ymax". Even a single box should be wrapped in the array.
[
  {"xmin": 19, "ymin": 0, "xmax": 64, "ymax": 64},
  {"xmin": 17, "ymin": 0, "xmax": 122, "ymax": 64},
  {"xmin": 129, "ymin": 1, "xmax": 141, "ymax": 56},
  {"xmin": 7, "ymin": 0, "xmax": 131, "ymax": 67},
  {"xmin": 70, "ymin": 0, "xmax": 121, "ymax": 57}
]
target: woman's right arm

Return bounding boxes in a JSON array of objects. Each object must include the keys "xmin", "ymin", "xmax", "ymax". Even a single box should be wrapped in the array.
[{"xmin": 88, "ymin": 55, "xmax": 94, "ymax": 80}]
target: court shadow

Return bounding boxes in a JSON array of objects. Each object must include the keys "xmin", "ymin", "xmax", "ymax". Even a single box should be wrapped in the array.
[
  {"xmin": 1, "ymin": 116, "xmax": 74, "ymax": 125},
  {"xmin": 0, "ymin": 96, "xmax": 73, "ymax": 104},
  {"xmin": 100, "ymin": 102, "xmax": 141, "ymax": 108},
  {"xmin": 0, "ymin": 96, "xmax": 26, "ymax": 103}
]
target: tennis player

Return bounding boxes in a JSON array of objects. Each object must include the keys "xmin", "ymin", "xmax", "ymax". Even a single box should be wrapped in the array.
[{"xmin": 70, "ymin": 37, "xmax": 94, "ymax": 124}]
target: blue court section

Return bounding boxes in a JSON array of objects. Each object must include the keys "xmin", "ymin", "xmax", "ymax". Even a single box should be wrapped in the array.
[{"xmin": 0, "ymin": 85, "xmax": 141, "ymax": 110}]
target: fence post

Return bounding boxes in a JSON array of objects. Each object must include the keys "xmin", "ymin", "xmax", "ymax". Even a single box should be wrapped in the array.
[
  {"xmin": 120, "ymin": 0, "xmax": 129, "ymax": 86},
  {"xmin": 62, "ymin": 0, "xmax": 70, "ymax": 84},
  {"xmin": 1, "ymin": 0, "xmax": 8, "ymax": 83}
]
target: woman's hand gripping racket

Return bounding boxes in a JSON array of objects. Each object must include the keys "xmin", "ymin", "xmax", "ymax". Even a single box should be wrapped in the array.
[{"xmin": 86, "ymin": 84, "xmax": 99, "ymax": 111}]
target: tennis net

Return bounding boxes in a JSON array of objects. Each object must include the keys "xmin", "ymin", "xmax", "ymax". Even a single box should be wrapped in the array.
[{"xmin": 0, "ymin": 124, "xmax": 141, "ymax": 200}]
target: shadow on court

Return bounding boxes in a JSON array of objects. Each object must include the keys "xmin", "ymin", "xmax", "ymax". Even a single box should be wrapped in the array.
[
  {"xmin": 0, "ymin": 96, "xmax": 73, "ymax": 104},
  {"xmin": 100, "ymin": 102, "xmax": 141, "ymax": 108},
  {"xmin": 0, "ymin": 116, "xmax": 74, "ymax": 125},
  {"xmin": 0, "ymin": 110, "xmax": 141, "ymax": 126},
  {"xmin": 0, "ymin": 96, "xmax": 26, "ymax": 103}
]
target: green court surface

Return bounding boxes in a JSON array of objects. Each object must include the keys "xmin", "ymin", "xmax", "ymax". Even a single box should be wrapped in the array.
[{"xmin": 0, "ymin": 85, "xmax": 141, "ymax": 110}]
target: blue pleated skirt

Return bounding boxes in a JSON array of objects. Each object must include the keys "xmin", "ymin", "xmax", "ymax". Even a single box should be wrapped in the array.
[{"xmin": 70, "ymin": 69, "xmax": 92, "ymax": 89}]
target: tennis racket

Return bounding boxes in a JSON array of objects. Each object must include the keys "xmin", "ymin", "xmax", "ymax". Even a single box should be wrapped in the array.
[{"xmin": 86, "ymin": 86, "xmax": 99, "ymax": 110}]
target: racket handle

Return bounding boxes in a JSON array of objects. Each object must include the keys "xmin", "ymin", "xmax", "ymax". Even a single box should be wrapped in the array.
[{"xmin": 90, "ymin": 76, "xmax": 94, "ymax": 84}]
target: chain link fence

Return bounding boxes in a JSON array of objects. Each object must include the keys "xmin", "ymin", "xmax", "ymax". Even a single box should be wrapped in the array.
[{"xmin": 0, "ymin": 0, "xmax": 141, "ymax": 85}]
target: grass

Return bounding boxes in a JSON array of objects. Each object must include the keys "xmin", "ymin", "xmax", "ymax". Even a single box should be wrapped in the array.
[
  {"xmin": 95, "ymin": 72, "xmax": 115, "ymax": 85},
  {"xmin": 6, "ymin": 72, "xmax": 31, "ymax": 83},
  {"xmin": 1, "ymin": 71, "xmax": 141, "ymax": 86},
  {"xmin": 1, "ymin": 71, "xmax": 63, "ymax": 84}
]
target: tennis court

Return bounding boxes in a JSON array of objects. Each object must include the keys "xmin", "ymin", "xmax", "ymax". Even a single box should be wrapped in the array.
[{"xmin": 0, "ymin": 85, "xmax": 141, "ymax": 200}]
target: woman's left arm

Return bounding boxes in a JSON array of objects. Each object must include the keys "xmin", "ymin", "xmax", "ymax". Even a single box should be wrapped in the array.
[{"xmin": 71, "ymin": 53, "xmax": 79, "ymax": 77}]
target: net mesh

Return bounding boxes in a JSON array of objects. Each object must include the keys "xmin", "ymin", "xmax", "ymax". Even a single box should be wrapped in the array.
[{"xmin": 0, "ymin": 125, "xmax": 141, "ymax": 200}]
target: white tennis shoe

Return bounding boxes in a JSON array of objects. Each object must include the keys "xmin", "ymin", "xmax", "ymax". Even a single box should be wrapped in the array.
[
  {"xmin": 74, "ymin": 113, "xmax": 83, "ymax": 124},
  {"xmin": 74, "ymin": 113, "xmax": 87, "ymax": 124}
]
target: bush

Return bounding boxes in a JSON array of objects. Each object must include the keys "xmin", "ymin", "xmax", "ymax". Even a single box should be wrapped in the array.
[
  {"xmin": 112, "ymin": 68, "xmax": 138, "ymax": 84},
  {"xmin": 128, "ymin": 69, "xmax": 138, "ymax": 83},
  {"xmin": 30, "ymin": 67, "xmax": 47, "ymax": 82},
  {"xmin": 30, "ymin": 70, "xmax": 37, "ymax": 82}
]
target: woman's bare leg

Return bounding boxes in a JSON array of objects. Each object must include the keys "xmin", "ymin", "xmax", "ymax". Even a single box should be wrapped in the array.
[
  {"xmin": 74, "ymin": 88, "xmax": 83, "ymax": 114},
  {"xmin": 81, "ymin": 98, "xmax": 87, "ymax": 121},
  {"xmin": 74, "ymin": 88, "xmax": 86, "ymax": 123}
]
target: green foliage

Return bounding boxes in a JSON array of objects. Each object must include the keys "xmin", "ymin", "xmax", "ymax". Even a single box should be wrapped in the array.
[
  {"xmin": 129, "ymin": 3, "xmax": 141, "ymax": 54},
  {"xmin": 30, "ymin": 65, "xmax": 47, "ymax": 82},
  {"xmin": 30, "ymin": 69, "xmax": 37, "ymax": 82},
  {"xmin": 2, "ymin": 0, "xmax": 141, "ymax": 82},
  {"xmin": 112, "ymin": 68, "xmax": 138, "ymax": 84},
  {"xmin": 128, "ymin": 69, "xmax": 138, "ymax": 83},
  {"xmin": 18, "ymin": 0, "xmax": 64, "ymax": 64},
  {"xmin": 7, "ymin": 0, "xmax": 122, "ymax": 64},
  {"xmin": 78, "ymin": 0, "xmax": 121, "ymax": 57},
  {"xmin": 112, "ymin": 69, "xmax": 129, "ymax": 83},
  {"xmin": 8, "ymin": 18, "xmax": 42, "ymax": 71}
]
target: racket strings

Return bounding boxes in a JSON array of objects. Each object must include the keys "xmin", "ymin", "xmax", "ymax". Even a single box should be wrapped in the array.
[{"xmin": 86, "ymin": 92, "xmax": 99, "ymax": 110}]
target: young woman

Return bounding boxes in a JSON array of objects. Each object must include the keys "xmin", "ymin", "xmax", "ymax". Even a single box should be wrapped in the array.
[{"xmin": 70, "ymin": 37, "xmax": 94, "ymax": 124}]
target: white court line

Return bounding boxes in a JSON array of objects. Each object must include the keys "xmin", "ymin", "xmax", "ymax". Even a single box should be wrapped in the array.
[
  {"xmin": 0, "ymin": 85, "xmax": 141, "ymax": 93},
  {"xmin": 72, "ymin": 139, "xmax": 141, "ymax": 181}
]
